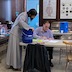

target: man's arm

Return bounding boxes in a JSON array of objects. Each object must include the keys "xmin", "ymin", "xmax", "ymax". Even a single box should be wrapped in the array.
[
  {"xmin": 33, "ymin": 28, "xmax": 48, "ymax": 39},
  {"xmin": 33, "ymin": 28, "xmax": 41, "ymax": 39},
  {"xmin": 48, "ymin": 30, "xmax": 54, "ymax": 40}
]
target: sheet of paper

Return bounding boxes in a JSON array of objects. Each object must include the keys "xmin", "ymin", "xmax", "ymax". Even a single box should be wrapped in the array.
[
  {"xmin": 49, "ymin": 40, "xmax": 59, "ymax": 43},
  {"xmin": 42, "ymin": 40, "xmax": 50, "ymax": 42},
  {"xmin": 43, "ymin": 40, "xmax": 59, "ymax": 43},
  {"xmin": 33, "ymin": 39, "xmax": 59, "ymax": 43}
]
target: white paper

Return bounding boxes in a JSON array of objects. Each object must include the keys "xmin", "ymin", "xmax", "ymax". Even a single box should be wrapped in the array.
[
  {"xmin": 33, "ymin": 39, "xmax": 59, "ymax": 43},
  {"xmin": 49, "ymin": 40, "xmax": 59, "ymax": 43},
  {"xmin": 43, "ymin": 40, "xmax": 50, "ymax": 42},
  {"xmin": 42, "ymin": 40, "xmax": 59, "ymax": 43}
]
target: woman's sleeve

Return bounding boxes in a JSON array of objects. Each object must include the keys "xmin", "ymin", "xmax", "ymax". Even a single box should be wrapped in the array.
[
  {"xmin": 18, "ymin": 12, "xmax": 31, "ymax": 30},
  {"xmin": 19, "ymin": 20, "xmax": 30, "ymax": 30}
]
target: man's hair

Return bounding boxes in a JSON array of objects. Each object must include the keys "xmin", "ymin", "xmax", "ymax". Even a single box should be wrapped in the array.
[
  {"xmin": 43, "ymin": 21, "xmax": 50, "ymax": 25},
  {"xmin": 27, "ymin": 9, "xmax": 37, "ymax": 17}
]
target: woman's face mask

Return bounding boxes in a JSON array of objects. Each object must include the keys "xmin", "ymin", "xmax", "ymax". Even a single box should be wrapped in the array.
[{"xmin": 30, "ymin": 15, "xmax": 35, "ymax": 20}]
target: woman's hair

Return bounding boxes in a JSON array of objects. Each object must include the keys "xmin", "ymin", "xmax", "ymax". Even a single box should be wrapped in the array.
[{"xmin": 27, "ymin": 9, "xmax": 37, "ymax": 17}]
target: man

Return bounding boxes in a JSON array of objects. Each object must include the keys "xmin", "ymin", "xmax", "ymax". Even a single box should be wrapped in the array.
[
  {"xmin": 33, "ymin": 21, "xmax": 54, "ymax": 67},
  {"xmin": 6, "ymin": 9, "xmax": 37, "ymax": 70}
]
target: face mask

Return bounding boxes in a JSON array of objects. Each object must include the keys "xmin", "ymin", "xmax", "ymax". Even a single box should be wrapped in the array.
[{"xmin": 30, "ymin": 18, "xmax": 33, "ymax": 20}]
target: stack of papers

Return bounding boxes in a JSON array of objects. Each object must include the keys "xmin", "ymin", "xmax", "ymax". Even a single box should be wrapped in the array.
[
  {"xmin": 49, "ymin": 40, "xmax": 59, "ymax": 43},
  {"xmin": 43, "ymin": 40, "xmax": 59, "ymax": 43},
  {"xmin": 33, "ymin": 39, "xmax": 59, "ymax": 43}
]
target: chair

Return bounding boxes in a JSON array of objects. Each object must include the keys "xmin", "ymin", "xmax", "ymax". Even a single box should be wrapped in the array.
[
  {"xmin": 59, "ymin": 36, "xmax": 72, "ymax": 63},
  {"xmin": 63, "ymin": 41, "xmax": 72, "ymax": 72},
  {"xmin": 23, "ymin": 44, "xmax": 51, "ymax": 72}
]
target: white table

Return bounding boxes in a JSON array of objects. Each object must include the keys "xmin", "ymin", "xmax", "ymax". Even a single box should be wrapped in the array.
[
  {"xmin": 53, "ymin": 32, "xmax": 72, "ymax": 36},
  {"xmin": 20, "ymin": 39, "xmax": 72, "ymax": 65},
  {"xmin": 19, "ymin": 40, "xmax": 72, "ymax": 48}
]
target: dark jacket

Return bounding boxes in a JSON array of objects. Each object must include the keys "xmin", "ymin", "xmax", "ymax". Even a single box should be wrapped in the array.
[{"xmin": 23, "ymin": 44, "xmax": 51, "ymax": 72}]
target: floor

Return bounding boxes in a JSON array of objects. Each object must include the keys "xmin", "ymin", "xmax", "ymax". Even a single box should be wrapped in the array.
[{"xmin": 0, "ymin": 48, "xmax": 72, "ymax": 72}]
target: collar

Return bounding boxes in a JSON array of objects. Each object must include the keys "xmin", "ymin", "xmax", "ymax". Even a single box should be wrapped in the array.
[{"xmin": 41, "ymin": 27, "xmax": 47, "ymax": 32}]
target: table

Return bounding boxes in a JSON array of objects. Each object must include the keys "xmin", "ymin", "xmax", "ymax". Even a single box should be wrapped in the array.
[
  {"xmin": 0, "ymin": 35, "xmax": 9, "ymax": 63},
  {"xmin": 0, "ymin": 35, "xmax": 9, "ymax": 44},
  {"xmin": 52, "ymin": 32, "xmax": 72, "ymax": 39},
  {"xmin": 20, "ymin": 39, "xmax": 72, "ymax": 67},
  {"xmin": 19, "ymin": 39, "xmax": 72, "ymax": 48},
  {"xmin": 53, "ymin": 32, "xmax": 72, "ymax": 36}
]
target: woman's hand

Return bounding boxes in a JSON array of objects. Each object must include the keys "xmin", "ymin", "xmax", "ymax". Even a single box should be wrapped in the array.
[
  {"xmin": 41, "ymin": 36, "xmax": 47, "ymax": 40},
  {"xmin": 47, "ymin": 38, "xmax": 54, "ymax": 40},
  {"xmin": 29, "ymin": 27, "xmax": 34, "ymax": 31}
]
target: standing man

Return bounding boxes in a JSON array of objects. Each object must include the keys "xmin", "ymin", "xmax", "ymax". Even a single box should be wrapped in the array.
[{"xmin": 33, "ymin": 21, "xmax": 54, "ymax": 67}]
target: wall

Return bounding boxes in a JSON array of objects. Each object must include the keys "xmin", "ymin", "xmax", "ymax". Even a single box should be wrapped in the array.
[
  {"xmin": 11, "ymin": 0, "xmax": 24, "ymax": 21},
  {"xmin": 27, "ymin": 0, "xmax": 39, "ymax": 12},
  {"xmin": 27, "ymin": 0, "xmax": 39, "ymax": 29},
  {"xmin": 0, "ymin": 0, "xmax": 24, "ymax": 22},
  {"xmin": 39, "ymin": 0, "xmax": 72, "ymax": 26},
  {"xmin": 0, "ymin": 0, "xmax": 11, "ymax": 22}
]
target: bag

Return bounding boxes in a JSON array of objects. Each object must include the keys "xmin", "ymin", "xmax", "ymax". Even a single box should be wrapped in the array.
[{"xmin": 22, "ymin": 29, "xmax": 33, "ymax": 43}]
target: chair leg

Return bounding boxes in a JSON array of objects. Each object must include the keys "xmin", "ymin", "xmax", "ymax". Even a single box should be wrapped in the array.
[
  {"xmin": 59, "ymin": 48, "xmax": 62, "ymax": 64},
  {"xmin": 65, "ymin": 60, "xmax": 69, "ymax": 72},
  {"xmin": 65, "ymin": 61, "xmax": 68, "ymax": 72},
  {"xmin": 0, "ymin": 58, "xmax": 1, "ymax": 63}
]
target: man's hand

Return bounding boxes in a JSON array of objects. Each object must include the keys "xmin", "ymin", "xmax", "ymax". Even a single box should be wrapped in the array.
[
  {"xmin": 41, "ymin": 36, "xmax": 47, "ymax": 40},
  {"xmin": 47, "ymin": 38, "xmax": 54, "ymax": 40}
]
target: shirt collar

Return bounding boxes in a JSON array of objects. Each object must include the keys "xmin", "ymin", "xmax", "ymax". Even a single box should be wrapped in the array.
[{"xmin": 41, "ymin": 27, "xmax": 47, "ymax": 32}]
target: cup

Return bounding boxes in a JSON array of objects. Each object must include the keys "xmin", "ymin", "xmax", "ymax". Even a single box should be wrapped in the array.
[{"xmin": 61, "ymin": 30, "xmax": 63, "ymax": 33}]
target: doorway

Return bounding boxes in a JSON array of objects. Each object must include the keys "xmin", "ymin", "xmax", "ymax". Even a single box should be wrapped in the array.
[{"xmin": 26, "ymin": 0, "xmax": 39, "ymax": 29}]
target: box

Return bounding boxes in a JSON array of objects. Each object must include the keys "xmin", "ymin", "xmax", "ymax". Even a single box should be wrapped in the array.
[{"xmin": 60, "ymin": 22, "xmax": 68, "ymax": 33}]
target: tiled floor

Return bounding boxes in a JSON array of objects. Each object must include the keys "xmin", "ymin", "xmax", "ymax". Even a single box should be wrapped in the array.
[{"xmin": 0, "ymin": 48, "xmax": 72, "ymax": 72}]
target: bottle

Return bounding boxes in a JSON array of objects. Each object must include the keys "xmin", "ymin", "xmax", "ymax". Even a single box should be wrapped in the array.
[
  {"xmin": 0, "ymin": 27, "xmax": 6, "ymax": 35},
  {"xmin": 0, "ymin": 22, "xmax": 1, "ymax": 24}
]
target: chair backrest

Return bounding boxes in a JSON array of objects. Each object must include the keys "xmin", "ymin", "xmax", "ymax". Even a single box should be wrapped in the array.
[
  {"xmin": 63, "ymin": 41, "xmax": 72, "ymax": 45},
  {"xmin": 63, "ymin": 40, "xmax": 72, "ymax": 60},
  {"xmin": 23, "ymin": 44, "xmax": 51, "ymax": 72},
  {"xmin": 63, "ymin": 40, "xmax": 72, "ymax": 52}
]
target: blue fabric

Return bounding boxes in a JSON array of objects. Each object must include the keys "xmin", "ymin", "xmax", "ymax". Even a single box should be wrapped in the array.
[
  {"xmin": 28, "ymin": 14, "xmax": 39, "ymax": 29},
  {"xmin": 22, "ymin": 29, "xmax": 33, "ymax": 43}
]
